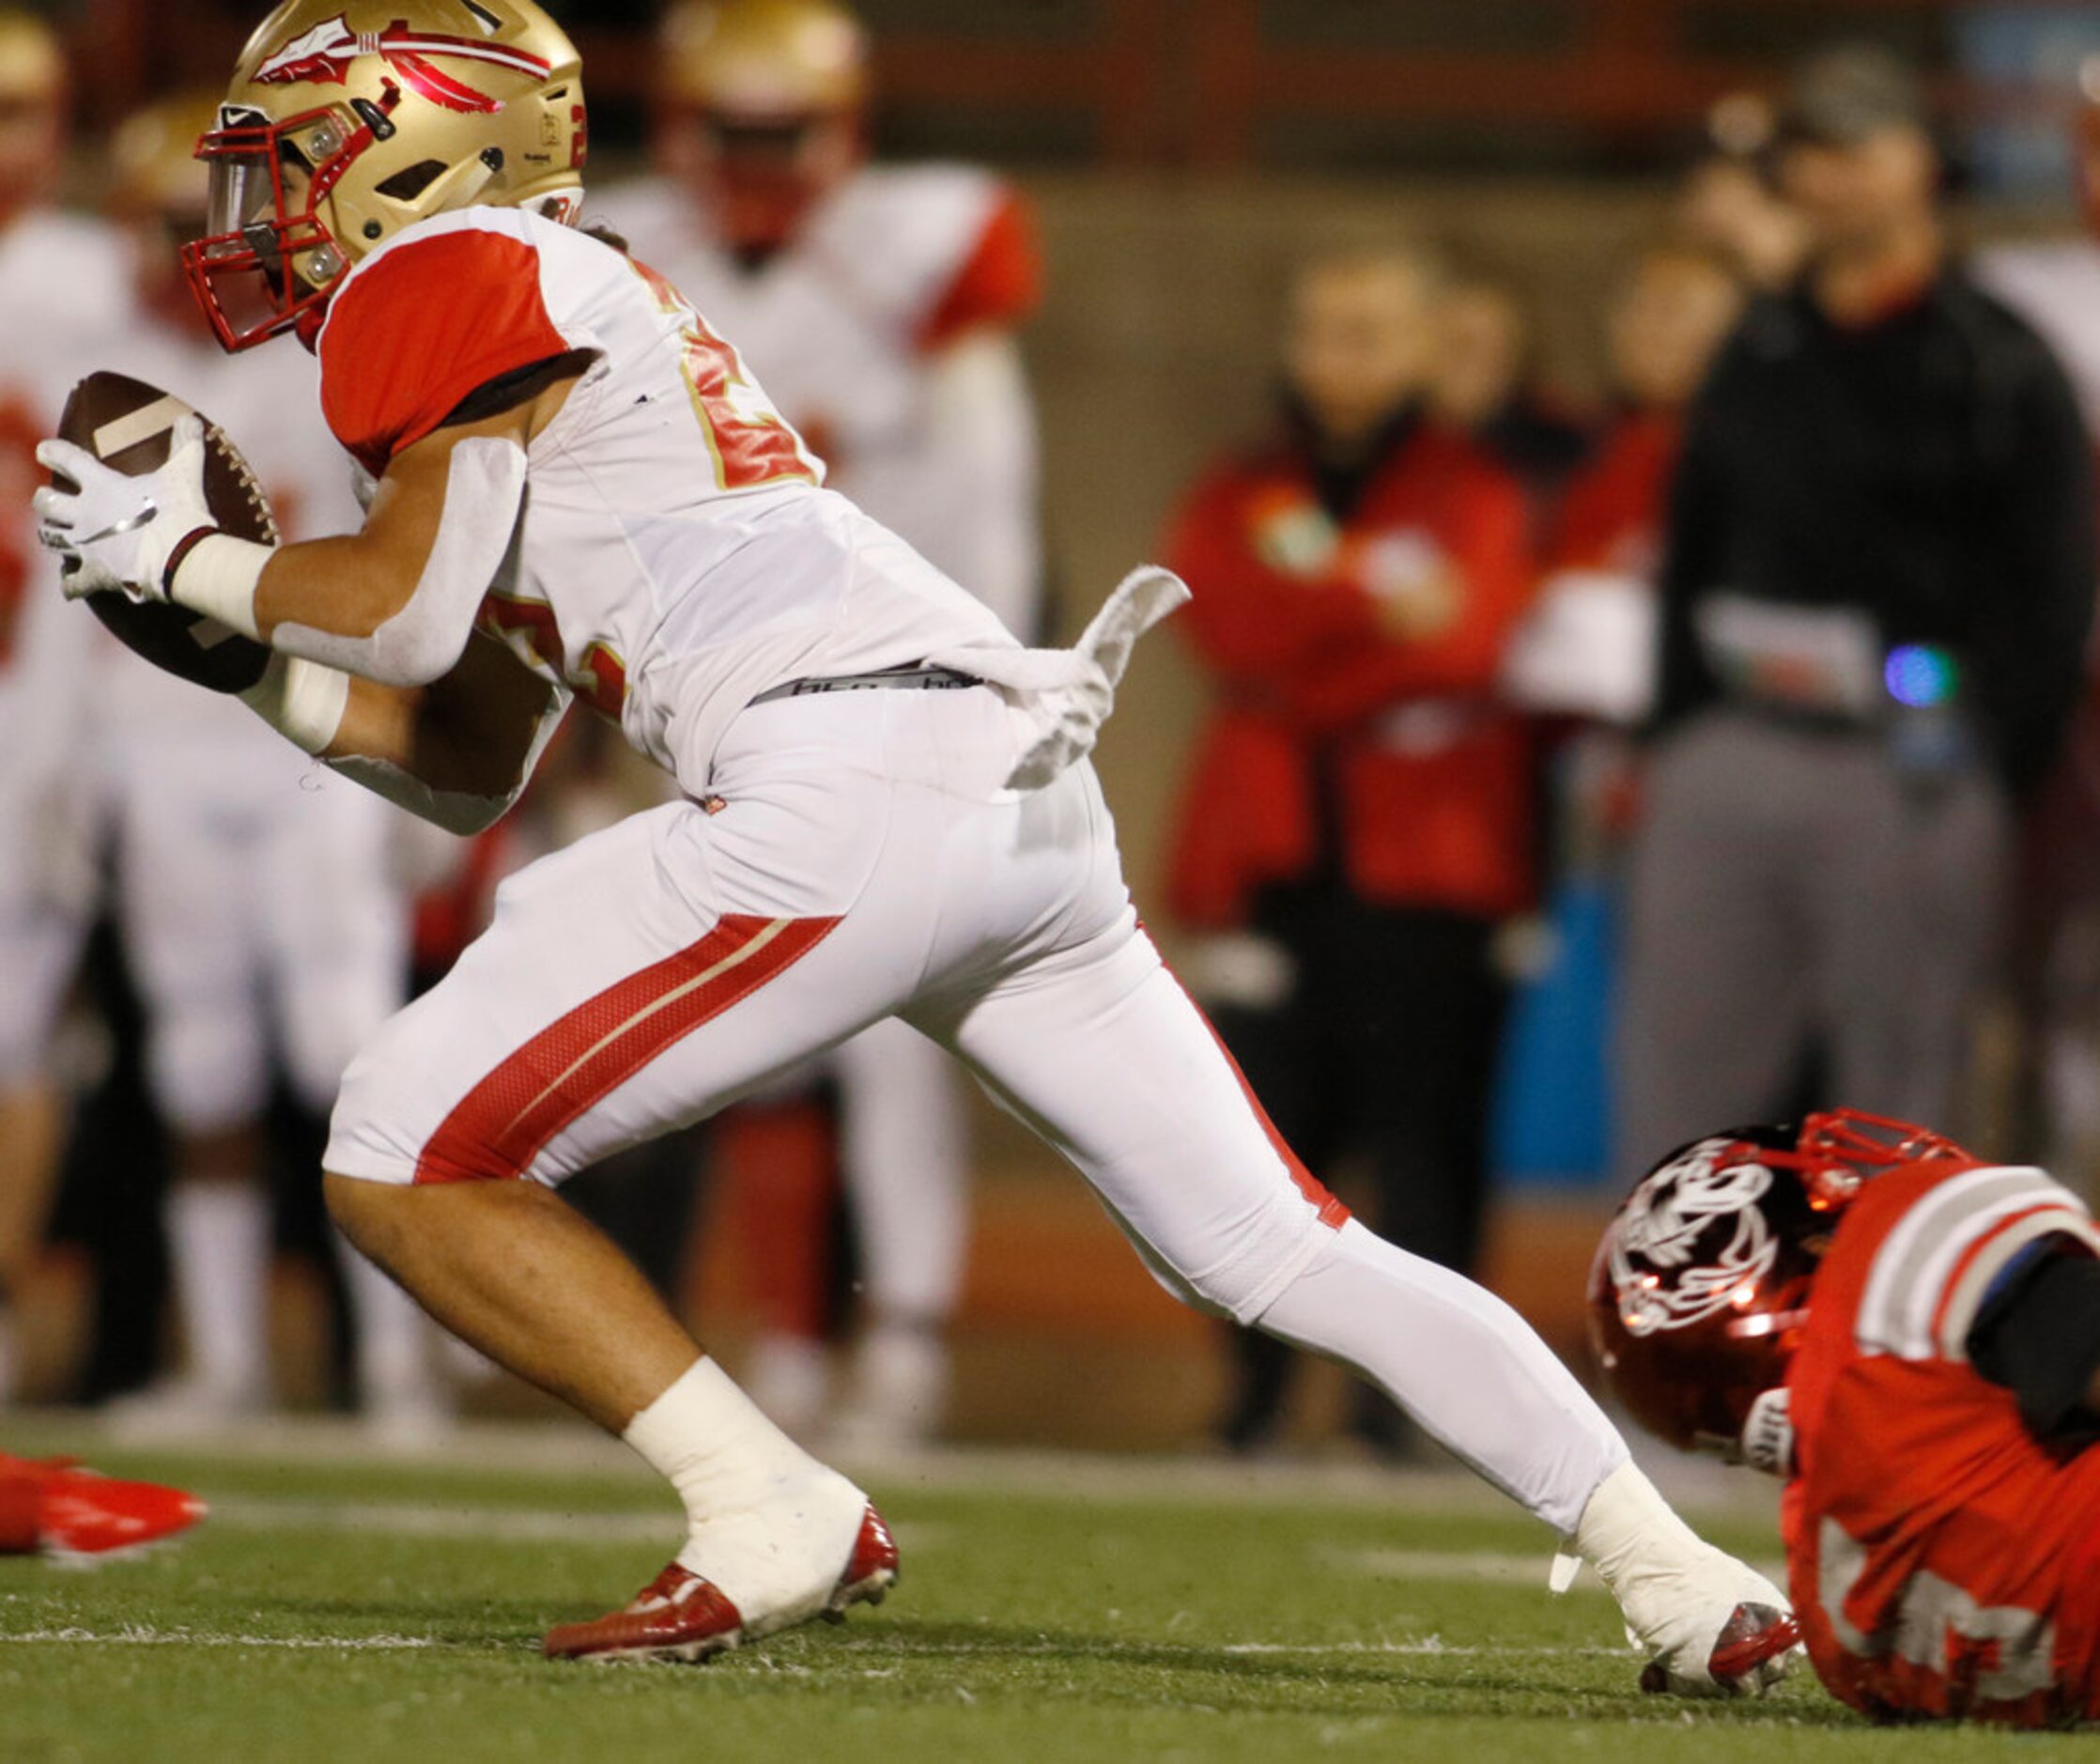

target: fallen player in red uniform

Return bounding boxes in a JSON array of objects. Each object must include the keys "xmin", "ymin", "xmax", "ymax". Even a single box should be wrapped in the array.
[
  {"xmin": 1592, "ymin": 1110, "xmax": 2100, "ymax": 1725},
  {"xmin": 0, "ymin": 1451, "xmax": 205, "ymax": 1558}
]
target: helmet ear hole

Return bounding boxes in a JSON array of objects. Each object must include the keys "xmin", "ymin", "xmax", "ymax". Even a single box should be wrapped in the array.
[{"xmin": 375, "ymin": 158, "xmax": 447, "ymax": 201}]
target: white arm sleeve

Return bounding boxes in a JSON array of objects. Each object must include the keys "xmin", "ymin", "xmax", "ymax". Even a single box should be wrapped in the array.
[{"xmin": 271, "ymin": 437, "xmax": 528, "ymax": 689}]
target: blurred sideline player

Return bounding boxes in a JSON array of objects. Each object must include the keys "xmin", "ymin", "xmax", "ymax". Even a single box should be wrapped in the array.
[
  {"xmin": 1594, "ymin": 1113, "xmax": 2100, "ymax": 1724},
  {"xmin": 92, "ymin": 94, "xmax": 441, "ymax": 1434},
  {"xmin": 596, "ymin": 0, "xmax": 1045, "ymax": 1444},
  {"xmin": 0, "ymin": 8, "xmax": 133, "ymax": 1401},
  {"xmin": 38, "ymin": 0, "xmax": 1794, "ymax": 1689}
]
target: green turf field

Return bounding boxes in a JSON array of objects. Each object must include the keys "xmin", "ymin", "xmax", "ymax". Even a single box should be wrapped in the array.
[{"xmin": 0, "ymin": 1428, "xmax": 2083, "ymax": 1762}]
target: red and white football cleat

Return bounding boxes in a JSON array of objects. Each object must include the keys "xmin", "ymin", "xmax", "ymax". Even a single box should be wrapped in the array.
[
  {"xmin": 0, "ymin": 1452, "xmax": 207, "ymax": 1559},
  {"xmin": 544, "ymin": 1502, "xmax": 898, "ymax": 1663}
]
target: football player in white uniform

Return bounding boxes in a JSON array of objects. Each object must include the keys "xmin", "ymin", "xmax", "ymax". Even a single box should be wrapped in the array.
[
  {"xmin": 90, "ymin": 93, "xmax": 442, "ymax": 1435},
  {"xmin": 39, "ymin": 0, "xmax": 1797, "ymax": 1686},
  {"xmin": 594, "ymin": 0, "xmax": 1046, "ymax": 1445},
  {"xmin": 0, "ymin": 8, "xmax": 134, "ymax": 1402}
]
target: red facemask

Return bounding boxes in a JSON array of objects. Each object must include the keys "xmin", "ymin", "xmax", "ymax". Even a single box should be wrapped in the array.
[{"xmin": 182, "ymin": 95, "xmax": 394, "ymax": 353}]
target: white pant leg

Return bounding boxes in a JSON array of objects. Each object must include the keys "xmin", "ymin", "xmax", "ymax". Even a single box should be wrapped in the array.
[
  {"xmin": 0, "ymin": 889, "xmax": 85, "ymax": 1085},
  {"xmin": 259, "ymin": 775, "xmax": 409, "ymax": 1113},
  {"xmin": 114, "ymin": 758, "xmax": 270, "ymax": 1135},
  {"xmin": 936, "ymin": 911, "xmax": 1627, "ymax": 1534},
  {"xmin": 833, "ymin": 1017, "xmax": 968, "ymax": 1323}
]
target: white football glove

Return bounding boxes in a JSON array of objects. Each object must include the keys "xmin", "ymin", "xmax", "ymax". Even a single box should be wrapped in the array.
[{"xmin": 34, "ymin": 413, "xmax": 219, "ymax": 603}]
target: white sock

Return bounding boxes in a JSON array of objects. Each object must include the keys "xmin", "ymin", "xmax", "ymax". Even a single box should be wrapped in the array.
[
  {"xmin": 338, "ymin": 1232, "xmax": 439, "ymax": 1408},
  {"xmin": 1257, "ymin": 1219, "xmax": 1628, "ymax": 1534},
  {"xmin": 624, "ymin": 1357, "xmax": 864, "ymax": 1616},
  {"xmin": 166, "ymin": 1182, "xmax": 270, "ymax": 1401},
  {"xmin": 1571, "ymin": 1460, "xmax": 1711, "ymax": 1586}
]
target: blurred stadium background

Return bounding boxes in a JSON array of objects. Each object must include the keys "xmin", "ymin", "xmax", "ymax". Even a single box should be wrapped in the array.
[{"xmin": 8, "ymin": 0, "xmax": 2100, "ymax": 1455}]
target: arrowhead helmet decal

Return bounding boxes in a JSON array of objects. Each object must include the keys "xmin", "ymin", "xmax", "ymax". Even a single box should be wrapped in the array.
[{"xmin": 254, "ymin": 12, "xmax": 550, "ymax": 114}]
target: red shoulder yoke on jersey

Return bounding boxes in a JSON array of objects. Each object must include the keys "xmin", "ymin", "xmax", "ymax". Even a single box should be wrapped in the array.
[
  {"xmin": 917, "ymin": 188, "xmax": 1042, "ymax": 354},
  {"xmin": 319, "ymin": 228, "xmax": 573, "ymax": 476}
]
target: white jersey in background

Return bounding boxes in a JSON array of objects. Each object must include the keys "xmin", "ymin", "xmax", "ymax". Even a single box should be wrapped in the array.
[
  {"xmin": 593, "ymin": 165, "xmax": 1043, "ymax": 641},
  {"xmin": 0, "ymin": 209, "xmax": 135, "ymax": 1082}
]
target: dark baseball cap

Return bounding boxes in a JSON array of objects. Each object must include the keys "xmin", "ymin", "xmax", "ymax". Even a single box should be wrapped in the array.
[{"xmin": 1775, "ymin": 45, "xmax": 1929, "ymax": 147}]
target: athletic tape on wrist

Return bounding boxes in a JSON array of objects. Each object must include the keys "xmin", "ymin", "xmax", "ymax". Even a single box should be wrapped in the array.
[{"xmin": 239, "ymin": 653, "xmax": 349, "ymax": 754}]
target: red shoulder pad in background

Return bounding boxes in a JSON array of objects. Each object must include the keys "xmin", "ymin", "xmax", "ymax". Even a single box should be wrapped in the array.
[
  {"xmin": 916, "ymin": 187, "xmax": 1043, "ymax": 354},
  {"xmin": 319, "ymin": 228, "xmax": 572, "ymax": 475}
]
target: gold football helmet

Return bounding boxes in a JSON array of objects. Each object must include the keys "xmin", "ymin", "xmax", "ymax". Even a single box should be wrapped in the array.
[
  {"xmin": 656, "ymin": 0, "xmax": 868, "ymax": 255},
  {"xmin": 184, "ymin": 0, "xmax": 587, "ymax": 352}
]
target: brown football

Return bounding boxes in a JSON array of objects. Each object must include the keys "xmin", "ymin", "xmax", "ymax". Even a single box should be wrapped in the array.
[{"xmin": 53, "ymin": 371, "xmax": 278, "ymax": 694}]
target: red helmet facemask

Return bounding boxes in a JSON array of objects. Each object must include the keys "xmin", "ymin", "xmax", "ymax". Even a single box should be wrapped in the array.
[
  {"xmin": 1587, "ymin": 1110, "xmax": 1971, "ymax": 1458},
  {"xmin": 182, "ymin": 93, "xmax": 397, "ymax": 354}
]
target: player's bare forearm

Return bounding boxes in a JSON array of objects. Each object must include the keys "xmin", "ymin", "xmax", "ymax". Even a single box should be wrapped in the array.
[{"xmin": 324, "ymin": 631, "xmax": 565, "ymax": 808}]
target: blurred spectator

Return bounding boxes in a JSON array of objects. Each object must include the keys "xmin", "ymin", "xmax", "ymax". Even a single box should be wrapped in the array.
[
  {"xmin": 593, "ymin": 0, "xmax": 1046, "ymax": 1447},
  {"xmin": 1506, "ymin": 240, "xmax": 1747, "ymax": 732},
  {"xmin": 1161, "ymin": 247, "xmax": 1536, "ymax": 1454},
  {"xmin": 1617, "ymin": 46, "xmax": 2096, "ymax": 1176},
  {"xmin": 1426, "ymin": 269, "xmax": 1587, "ymax": 518},
  {"xmin": 1676, "ymin": 91, "xmax": 1811, "ymax": 294}
]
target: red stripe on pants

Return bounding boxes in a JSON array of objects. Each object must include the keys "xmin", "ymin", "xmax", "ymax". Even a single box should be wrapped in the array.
[{"xmin": 414, "ymin": 913, "xmax": 842, "ymax": 1185}]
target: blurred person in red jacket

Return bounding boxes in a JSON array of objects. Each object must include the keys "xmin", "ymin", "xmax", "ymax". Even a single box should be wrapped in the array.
[
  {"xmin": 1426, "ymin": 267, "xmax": 1588, "ymax": 530},
  {"xmin": 1506, "ymin": 240, "xmax": 1747, "ymax": 739},
  {"xmin": 1163, "ymin": 247, "xmax": 1537, "ymax": 1455}
]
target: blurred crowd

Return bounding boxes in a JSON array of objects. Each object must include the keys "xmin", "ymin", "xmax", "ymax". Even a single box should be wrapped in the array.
[{"xmin": 3, "ymin": 0, "xmax": 2099, "ymax": 1460}]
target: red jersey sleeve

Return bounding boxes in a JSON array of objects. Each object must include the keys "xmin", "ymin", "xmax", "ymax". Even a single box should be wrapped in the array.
[
  {"xmin": 318, "ymin": 227, "xmax": 574, "ymax": 475},
  {"xmin": 916, "ymin": 187, "xmax": 1043, "ymax": 353}
]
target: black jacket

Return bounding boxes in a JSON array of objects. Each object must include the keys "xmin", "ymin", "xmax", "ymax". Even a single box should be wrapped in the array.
[{"xmin": 1653, "ymin": 270, "xmax": 2096, "ymax": 797}]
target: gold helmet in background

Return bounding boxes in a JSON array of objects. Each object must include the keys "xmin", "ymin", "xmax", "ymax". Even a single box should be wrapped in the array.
[
  {"xmin": 660, "ymin": 0, "xmax": 869, "ymax": 117},
  {"xmin": 0, "ymin": 8, "xmax": 62, "ymax": 109},
  {"xmin": 109, "ymin": 89, "xmax": 222, "ymax": 220},
  {"xmin": 655, "ymin": 0, "xmax": 869, "ymax": 256},
  {"xmin": 184, "ymin": 0, "xmax": 587, "ymax": 351}
]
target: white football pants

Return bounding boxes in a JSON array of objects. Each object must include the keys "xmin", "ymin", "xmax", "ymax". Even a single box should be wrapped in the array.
[{"xmin": 327, "ymin": 686, "xmax": 1626, "ymax": 1531}]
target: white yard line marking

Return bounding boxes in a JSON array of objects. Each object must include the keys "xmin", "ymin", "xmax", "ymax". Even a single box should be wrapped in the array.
[{"xmin": 0, "ymin": 1626, "xmax": 1626, "ymax": 1662}]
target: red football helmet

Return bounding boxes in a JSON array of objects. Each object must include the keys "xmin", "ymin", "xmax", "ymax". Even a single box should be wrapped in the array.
[{"xmin": 1587, "ymin": 1110, "xmax": 1971, "ymax": 1459}]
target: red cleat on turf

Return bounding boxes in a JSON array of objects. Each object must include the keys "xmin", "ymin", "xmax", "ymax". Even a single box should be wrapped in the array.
[
  {"xmin": 0, "ymin": 1452, "xmax": 207, "ymax": 1558},
  {"xmin": 544, "ymin": 1503, "xmax": 899, "ymax": 1663}
]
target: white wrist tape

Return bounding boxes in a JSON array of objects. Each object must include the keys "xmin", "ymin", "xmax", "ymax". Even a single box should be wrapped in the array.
[
  {"xmin": 237, "ymin": 653, "xmax": 350, "ymax": 755},
  {"xmin": 274, "ymin": 437, "xmax": 528, "ymax": 688},
  {"xmin": 168, "ymin": 532, "xmax": 271, "ymax": 639}
]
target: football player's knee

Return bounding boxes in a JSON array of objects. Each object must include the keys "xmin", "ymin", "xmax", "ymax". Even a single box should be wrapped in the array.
[
  {"xmin": 147, "ymin": 997, "xmax": 268, "ymax": 1135},
  {"xmin": 1148, "ymin": 1184, "xmax": 1341, "ymax": 1327}
]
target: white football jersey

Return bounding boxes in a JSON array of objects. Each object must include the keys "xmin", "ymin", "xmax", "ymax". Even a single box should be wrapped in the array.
[
  {"xmin": 316, "ymin": 205, "xmax": 1013, "ymax": 794},
  {"xmin": 593, "ymin": 166, "xmax": 1042, "ymax": 637}
]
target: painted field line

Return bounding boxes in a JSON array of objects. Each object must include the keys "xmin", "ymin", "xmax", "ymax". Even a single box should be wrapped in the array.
[{"xmin": 0, "ymin": 1626, "xmax": 1629, "ymax": 1662}]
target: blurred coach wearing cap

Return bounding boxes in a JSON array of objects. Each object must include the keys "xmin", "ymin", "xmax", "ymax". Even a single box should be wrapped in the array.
[{"xmin": 1617, "ymin": 46, "xmax": 2097, "ymax": 1170}]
